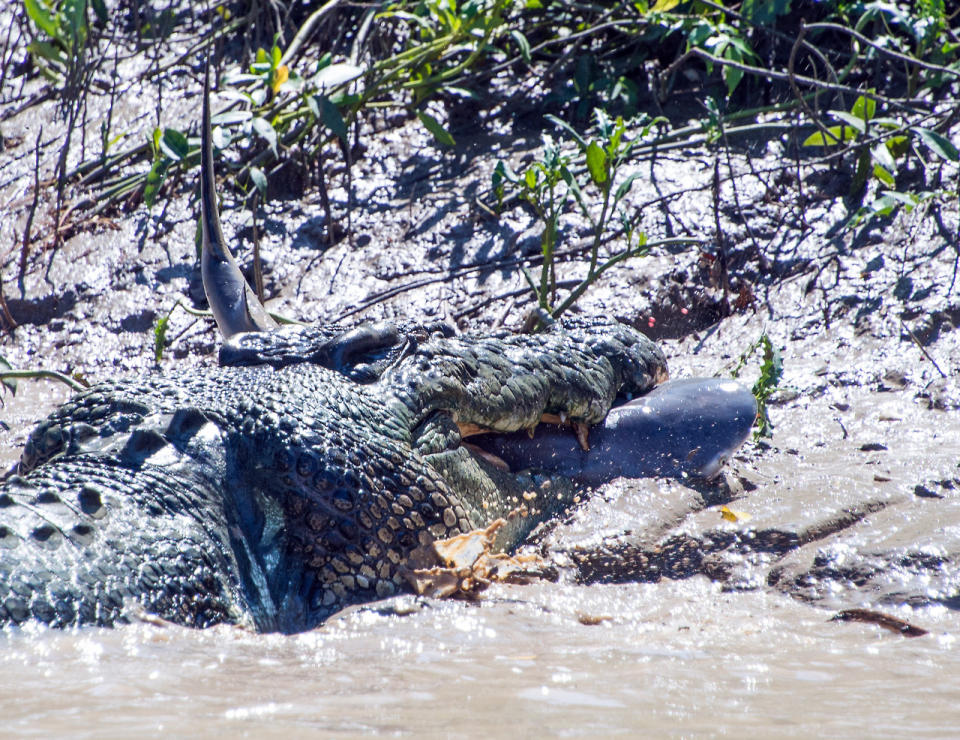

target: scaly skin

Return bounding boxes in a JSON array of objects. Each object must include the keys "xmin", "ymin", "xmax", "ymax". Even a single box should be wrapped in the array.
[{"xmin": 0, "ymin": 320, "xmax": 666, "ymax": 631}]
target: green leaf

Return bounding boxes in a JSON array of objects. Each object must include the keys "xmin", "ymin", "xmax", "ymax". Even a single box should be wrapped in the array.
[
  {"xmin": 886, "ymin": 135, "xmax": 910, "ymax": 158},
  {"xmin": 913, "ymin": 127, "xmax": 959, "ymax": 162},
  {"xmin": 871, "ymin": 142, "xmax": 896, "ymax": 172},
  {"xmin": 545, "ymin": 114, "xmax": 587, "ymax": 150},
  {"xmin": 830, "ymin": 111, "xmax": 866, "ymax": 134},
  {"xmin": 649, "ymin": 0, "xmax": 680, "ymax": 10},
  {"xmin": 417, "ymin": 111, "xmax": 455, "ymax": 147},
  {"xmin": 211, "ymin": 126, "xmax": 231, "ymax": 150},
  {"xmin": 872, "ymin": 164, "xmax": 895, "ymax": 187},
  {"xmin": 318, "ymin": 96, "xmax": 347, "ymax": 142},
  {"xmin": 802, "ymin": 131, "xmax": 833, "ymax": 147},
  {"xmin": 26, "ymin": 40, "xmax": 67, "ymax": 67},
  {"xmin": 153, "ymin": 316, "xmax": 169, "ymax": 365},
  {"xmin": 851, "ymin": 93, "xmax": 876, "ymax": 123},
  {"xmin": 271, "ymin": 44, "xmax": 282, "ymax": 69},
  {"xmin": 251, "ymin": 116, "xmax": 278, "ymax": 155},
  {"xmin": 882, "ymin": 190, "xmax": 922, "ymax": 208},
  {"xmin": 524, "ymin": 167, "xmax": 538, "ymax": 190},
  {"xmin": 586, "ymin": 141, "xmax": 607, "ymax": 185},
  {"xmin": 802, "ymin": 125, "xmax": 854, "ymax": 146},
  {"xmin": 249, "ymin": 166, "xmax": 268, "ymax": 199},
  {"xmin": 870, "ymin": 116, "xmax": 902, "ymax": 129},
  {"xmin": 560, "ymin": 164, "xmax": 589, "ymax": 216},
  {"xmin": 833, "ymin": 124, "xmax": 858, "ymax": 143},
  {"xmin": 865, "ymin": 194, "xmax": 899, "ymax": 217},
  {"xmin": 723, "ymin": 63, "xmax": 743, "ymax": 96},
  {"xmin": 608, "ymin": 115, "xmax": 626, "ymax": 157},
  {"xmin": 750, "ymin": 333, "xmax": 782, "ymax": 439},
  {"xmin": 314, "ymin": 63, "xmax": 363, "ymax": 90},
  {"xmin": 90, "ymin": 0, "xmax": 108, "ymax": 25},
  {"xmin": 492, "ymin": 159, "xmax": 518, "ymax": 185},
  {"xmin": 510, "ymin": 29, "xmax": 531, "ymax": 63},
  {"xmin": 143, "ymin": 158, "xmax": 169, "ymax": 209},
  {"xmin": 24, "ymin": 0, "xmax": 60, "ymax": 40},
  {"xmin": 329, "ymin": 91, "xmax": 361, "ymax": 107},
  {"xmin": 222, "ymin": 72, "xmax": 263, "ymax": 87},
  {"xmin": 615, "ymin": 171, "xmax": 643, "ymax": 201},
  {"xmin": 158, "ymin": 128, "xmax": 189, "ymax": 161},
  {"xmin": 62, "ymin": 0, "xmax": 87, "ymax": 44},
  {"xmin": 211, "ymin": 110, "xmax": 252, "ymax": 126},
  {"xmin": 0, "ymin": 354, "xmax": 16, "ymax": 395}
]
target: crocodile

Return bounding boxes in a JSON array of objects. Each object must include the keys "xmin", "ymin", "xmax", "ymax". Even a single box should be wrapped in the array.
[{"xmin": 0, "ymin": 66, "xmax": 753, "ymax": 632}]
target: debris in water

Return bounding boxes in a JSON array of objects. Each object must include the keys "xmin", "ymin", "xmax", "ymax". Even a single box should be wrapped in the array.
[
  {"xmin": 402, "ymin": 518, "xmax": 545, "ymax": 599},
  {"xmin": 830, "ymin": 608, "xmax": 928, "ymax": 637},
  {"xmin": 719, "ymin": 505, "xmax": 752, "ymax": 523}
]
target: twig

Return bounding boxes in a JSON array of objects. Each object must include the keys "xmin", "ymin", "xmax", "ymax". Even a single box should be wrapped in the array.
[
  {"xmin": 711, "ymin": 157, "xmax": 731, "ymax": 316},
  {"xmin": 332, "ymin": 237, "xmax": 701, "ymax": 322},
  {"xmin": 805, "ymin": 21, "xmax": 960, "ymax": 80},
  {"xmin": 280, "ymin": 0, "xmax": 345, "ymax": 67},
  {"xmin": 900, "ymin": 320, "xmax": 948, "ymax": 379},
  {"xmin": 0, "ymin": 277, "xmax": 16, "ymax": 331},
  {"xmin": 684, "ymin": 47, "xmax": 935, "ymax": 113},
  {"xmin": 251, "ymin": 192, "xmax": 266, "ymax": 303},
  {"xmin": 0, "ymin": 370, "xmax": 88, "ymax": 392},
  {"xmin": 18, "ymin": 128, "xmax": 43, "ymax": 298}
]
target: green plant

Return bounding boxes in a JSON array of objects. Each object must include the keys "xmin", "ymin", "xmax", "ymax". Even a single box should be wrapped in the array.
[
  {"xmin": 380, "ymin": 0, "xmax": 511, "ymax": 143},
  {"xmin": 803, "ymin": 92, "xmax": 960, "ymax": 219},
  {"xmin": 0, "ymin": 352, "xmax": 88, "ymax": 394},
  {"xmin": 802, "ymin": 92, "xmax": 899, "ymax": 196},
  {"xmin": 23, "ymin": 0, "xmax": 103, "ymax": 83},
  {"xmin": 493, "ymin": 109, "xmax": 664, "ymax": 322},
  {"xmin": 731, "ymin": 333, "xmax": 783, "ymax": 440}
]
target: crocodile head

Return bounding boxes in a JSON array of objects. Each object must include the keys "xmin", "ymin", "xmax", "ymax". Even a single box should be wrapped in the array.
[{"xmin": 217, "ymin": 316, "xmax": 669, "ymax": 562}]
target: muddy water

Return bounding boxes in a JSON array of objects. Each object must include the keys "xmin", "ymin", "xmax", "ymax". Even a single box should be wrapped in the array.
[{"xmin": 1, "ymin": 581, "xmax": 957, "ymax": 738}]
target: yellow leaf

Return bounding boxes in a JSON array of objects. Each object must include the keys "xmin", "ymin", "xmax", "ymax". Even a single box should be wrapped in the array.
[
  {"xmin": 271, "ymin": 65, "xmax": 289, "ymax": 93},
  {"xmin": 650, "ymin": 0, "xmax": 680, "ymax": 9},
  {"xmin": 720, "ymin": 505, "xmax": 752, "ymax": 523}
]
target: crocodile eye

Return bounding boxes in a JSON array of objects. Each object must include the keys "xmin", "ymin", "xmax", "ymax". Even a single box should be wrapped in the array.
[{"xmin": 219, "ymin": 323, "xmax": 410, "ymax": 382}]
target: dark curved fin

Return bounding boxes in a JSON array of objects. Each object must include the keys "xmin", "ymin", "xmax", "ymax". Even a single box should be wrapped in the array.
[{"xmin": 201, "ymin": 57, "xmax": 277, "ymax": 338}]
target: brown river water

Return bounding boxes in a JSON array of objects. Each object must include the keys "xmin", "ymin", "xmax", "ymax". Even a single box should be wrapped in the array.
[{"xmin": 2, "ymin": 580, "xmax": 958, "ymax": 738}]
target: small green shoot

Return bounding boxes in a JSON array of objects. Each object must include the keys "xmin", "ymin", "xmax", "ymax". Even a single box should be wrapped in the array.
[
  {"xmin": 732, "ymin": 333, "xmax": 783, "ymax": 440},
  {"xmin": 153, "ymin": 315, "xmax": 169, "ymax": 365},
  {"xmin": 23, "ymin": 0, "xmax": 95, "ymax": 82}
]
